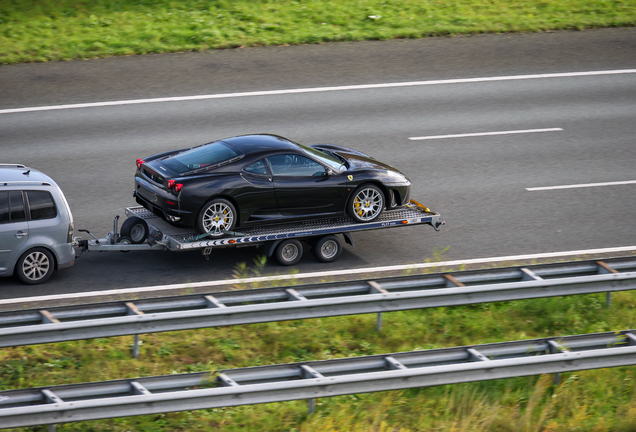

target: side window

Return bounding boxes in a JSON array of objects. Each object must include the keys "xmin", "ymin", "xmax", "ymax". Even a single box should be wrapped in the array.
[
  {"xmin": 9, "ymin": 191, "xmax": 26, "ymax": 223},
  {"xmin": 243, "ymin": 159, "xmax": 269, "ymax": 175},
  {"xmin": 267, "ymin": 154, "xmax": 326, "ymax": 177},
  {"xmin": 0, "ymin": 192, "xmax": 8, "ymax": 224},
  {"xmin": 26, "ymin": 191, "xmax": 57, "ymax": 221}
]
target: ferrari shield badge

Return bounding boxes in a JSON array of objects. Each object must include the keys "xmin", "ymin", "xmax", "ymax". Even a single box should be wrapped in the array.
[{"xmin": 348, "ymin": 175, "xmax": 353, "ymax": 181}]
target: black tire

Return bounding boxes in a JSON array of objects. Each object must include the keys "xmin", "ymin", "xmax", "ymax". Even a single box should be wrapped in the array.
[
  {"xmin": 195, "ymin": 198, "xmax": 237, "ymax": 237},
  {"xmin": 313, "ymin": 235, "xmax": 342, "ymax": 263},
  {"xmin": 347, "ymin": 184, "xmax": 385, "ymax": 223},
  {"xmin": 16, "ymin": 247, "xmax": 55, "ymax": 285},
  {"xmin": 275, "ymin": 239, "xmax": 303, "ymax": 266},
  {"xmin": 120, "ymin": 217, "xmax": 149, "ymax": 244},
  {"xmin": 117, "ymin": 235, "xmax": 132, "ymax": 253}
]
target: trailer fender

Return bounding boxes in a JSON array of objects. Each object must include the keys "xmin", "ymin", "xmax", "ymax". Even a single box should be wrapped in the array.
[
  {"xmin": 263, "ymin": 240, "xmax": 283, "ymax": 257},
  {"xmin": 342, "ymin": 232, "xmax": 355, "ymax": 247}
]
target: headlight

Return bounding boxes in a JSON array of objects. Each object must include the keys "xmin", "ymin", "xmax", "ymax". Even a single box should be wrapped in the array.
[{"xmin": 386, "ymin": 171, "xmax": 408, "ymax": 182}]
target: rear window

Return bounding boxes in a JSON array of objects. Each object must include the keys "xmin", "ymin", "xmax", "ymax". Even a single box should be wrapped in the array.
[
  {"xmin": 26, "ymin": 191, "xmax": 57, "ymax": 220},
  {"xmin": 162, "ymin": 141, "xmax": 242, "ymax": 173}
]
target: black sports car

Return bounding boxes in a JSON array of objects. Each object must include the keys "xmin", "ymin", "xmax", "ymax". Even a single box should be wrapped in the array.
[{"xmin": 133, "ymin": 134, "xmax": 411, "ymax": 237}]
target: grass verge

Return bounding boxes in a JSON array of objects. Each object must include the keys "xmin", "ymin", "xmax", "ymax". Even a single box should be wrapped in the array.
[{"xmin": 1, "ymin": 0, "xmax": 635, "ymax": 64}]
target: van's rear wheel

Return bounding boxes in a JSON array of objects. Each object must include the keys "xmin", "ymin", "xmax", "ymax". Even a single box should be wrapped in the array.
[{"xmin": 16, "ymin": 247, "xmax": 54, "ymax": 285}]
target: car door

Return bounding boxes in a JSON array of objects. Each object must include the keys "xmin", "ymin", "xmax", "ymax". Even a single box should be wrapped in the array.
[
  {"xmin": 0, "ymin": 191, "xmax": 29, "ymax": 274},
  {"xmin": 266, "ymin": 154, "xmax": 348, "ymax": 216},
  {"xmin": 237, "ymin": 159, "xmax": 279, "ymax": 223}
]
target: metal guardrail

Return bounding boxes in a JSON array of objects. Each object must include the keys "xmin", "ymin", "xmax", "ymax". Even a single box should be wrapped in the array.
[
  {"xmin": 1, "ymin": 258, "xmax": 635, "ymax": 352},
  {"xmin": 0, "ymin": 329, "xmax": 634, "ymax": 428}
]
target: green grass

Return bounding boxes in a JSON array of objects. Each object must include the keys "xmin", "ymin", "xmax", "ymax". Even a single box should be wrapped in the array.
[
  {"xmin": 2, "ymin": 284, "xmax": 636, "ymax": 431},
  {"xmin": 1, "ymin": 0, "xmax": 635, "ymax": 64}
]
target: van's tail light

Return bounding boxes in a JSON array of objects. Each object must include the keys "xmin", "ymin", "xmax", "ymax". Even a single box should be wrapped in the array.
[
  {"xmin": 67, "ymin": 222, "xmax": 74, "ymax": 243},
  {"xmin": 136, "ymin": 159, "xmax": 145, "ymax": 170}
]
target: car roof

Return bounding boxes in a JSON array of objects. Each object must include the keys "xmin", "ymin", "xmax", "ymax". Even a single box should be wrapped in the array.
[
  {"xmin": 220, "ymin": 134, "xmax": 300, "ymax": 156},
  {"xmin": 0, "ymin": 165, "xmax": 56, "ymax": 186}
]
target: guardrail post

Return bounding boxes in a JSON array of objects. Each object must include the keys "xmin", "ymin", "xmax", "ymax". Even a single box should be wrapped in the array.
[
  {"xmin": 597, "ymin": 261, "xmax": 618, "ymax": 308},
  {"xmin": 133, "ymin": 335, "xmax": 141, "ymax": 359},
  {"xmin": 368, "ymin": 281, "xmax": 389, "ymax": 332},
  {"xmin": 300, "ymin": 365, "xmax": 324, "ymax": 415},
  {"xmin": 126, "ymin": 302, "xmax": 144, "ymax": 358},
  {"xmin": 49, "ymin": 425, "xmax": 56, "ymax": 432},
  {"xmin": 547, "ymin": 340, "xmax": 564, "ymax": 384}
]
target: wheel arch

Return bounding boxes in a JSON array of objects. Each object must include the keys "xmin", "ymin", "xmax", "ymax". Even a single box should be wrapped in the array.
[
  {"xmin": 348, "ymin": 180, "xmax": 389, "ymax": 206},
  {"xmin": 13, "ymin": 245, "xmax": 58, "ymax": 275},
  {"xmin": 197, "ymin": 195, "xmax": 242, "ymax": 227},
  {"xmin": 13, "ymin": 243, "xmax": 59, "ymax": 272}
]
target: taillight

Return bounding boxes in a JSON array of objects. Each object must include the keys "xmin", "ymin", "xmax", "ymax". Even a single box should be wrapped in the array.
[
  {"xmin": 166, "ymin": 180, "xmax": 183, "ymax": 193},
  {"xmin": 67, "ymin": 222, "xmax": 74, "ymax": 243},
  {"xmin": 136, "ymin": 159, "xmax": 145, "ymax": 170}
]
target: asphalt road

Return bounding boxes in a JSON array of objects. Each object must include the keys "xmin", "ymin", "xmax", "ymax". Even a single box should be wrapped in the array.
[{"xmin": 1, "ymin": 28, "xmax": 635, "ymax": 298}]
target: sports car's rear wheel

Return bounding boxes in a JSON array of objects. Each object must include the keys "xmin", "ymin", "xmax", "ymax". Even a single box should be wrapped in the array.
[
  {"xmin": 196, "ymin": 199, "xmax": 237, "ymax": 237},
  {"xmin": 347, "ymin": 184, "xmax": 384, "ymax": 223}
]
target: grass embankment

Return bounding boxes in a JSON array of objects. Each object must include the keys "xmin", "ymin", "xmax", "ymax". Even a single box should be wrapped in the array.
[
  {"xmin": 2, "ymin": 264, "xmax": 636, "ymax": 431},
  {"xmin": 1, "ymin": 0, "xmax": 635, "ymax": 64}
]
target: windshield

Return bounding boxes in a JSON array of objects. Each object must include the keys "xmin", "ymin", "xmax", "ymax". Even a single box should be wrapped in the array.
[
  {"xmin": 163, "ymin": 141, "xmax": 242, "ymax": 172},
  {"xmin": 298, "ymin": 143, "xmax": 347, "ymax": 171}
]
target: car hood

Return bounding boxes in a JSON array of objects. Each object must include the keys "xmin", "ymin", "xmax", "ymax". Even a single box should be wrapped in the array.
[{"xmin": 313, "ymin": 144, "xmax": 406, "ymax": 174}]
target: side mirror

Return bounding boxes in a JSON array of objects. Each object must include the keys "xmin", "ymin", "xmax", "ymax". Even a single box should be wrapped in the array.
[{"xmin": 326, "ymin": 169, "xmax": 334, "ymax": 176}]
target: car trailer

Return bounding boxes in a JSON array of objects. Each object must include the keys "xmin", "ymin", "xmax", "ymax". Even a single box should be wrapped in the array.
[{"xmin": 75, "ymin": 200, "xmax": 444, "ymax": 266}]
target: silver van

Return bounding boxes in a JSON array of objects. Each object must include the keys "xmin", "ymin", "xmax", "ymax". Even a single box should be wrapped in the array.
[{"xmin": 0, "ymin": 164, "xmax": 75, "ymax": 284}]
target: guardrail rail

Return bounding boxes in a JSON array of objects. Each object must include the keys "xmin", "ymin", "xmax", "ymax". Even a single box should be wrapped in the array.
[
  {"xmin": 0, "ymin": 329, "xmax": 634, "ymax": 428},
  {"xmin": 1, "ymin": 258, "xmax": 635, "ymax": 353}
]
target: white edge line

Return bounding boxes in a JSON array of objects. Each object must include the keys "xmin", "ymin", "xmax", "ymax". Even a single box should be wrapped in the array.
[
  {"xmin": 409, "ymin": 128, "xmax": 563, "ymax": 141},
  {"xmin": 2, "ymin": 69, "xmax": 636, "ymax": 114},
  {"xmin": 527, "ymin": 180, "xmax": 636, "ymax": 191},
  {"xmin": 1, "ymin": 245, "xmax": 635, "ymax": 306}
]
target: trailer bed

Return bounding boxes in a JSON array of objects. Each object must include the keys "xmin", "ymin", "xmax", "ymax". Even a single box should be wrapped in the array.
[{"xmin": 124, "ymin": 201, "xmax": 443, "ymax": 251}]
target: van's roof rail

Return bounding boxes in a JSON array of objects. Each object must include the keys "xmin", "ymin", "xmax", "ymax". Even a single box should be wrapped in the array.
[
  {"xmin": 0, "ymin": 163, "xmax": 27, "ymax": 168},
  {"xmin": 0, "ymin": 181, "xmax": 51, "ymax": 186}
]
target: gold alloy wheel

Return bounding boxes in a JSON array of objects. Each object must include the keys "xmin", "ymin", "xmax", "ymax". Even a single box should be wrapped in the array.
[
  {"xmin": 202, "ymin": 202, "xmax": 234, "ymax": 235},
  {"xmin": 352, "ymin": 186, "xmax": 383, "ymax": 222}
]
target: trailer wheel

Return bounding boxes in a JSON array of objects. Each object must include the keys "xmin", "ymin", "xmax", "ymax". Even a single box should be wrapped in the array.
[
  {"xmin": 275, "ymin": 239, "xmax": 303, "ymax": 266},
  {"xmin": 117, "ymin": 236, "xmax": 132, "ymax": 252},
  {"xmin": 16, "ymin": 247, "xmax": 55, "ymax": 285},
  {"xmin": 120, "ymin": 217, "xmax": 148, "ymax": 244},
  {"xmin": 347, "ymin": 184, "xmax": 384, "ymax": 223},
  {"xmin": 313, "ymin": 235, "xmax": 342, "ymax": 263}
]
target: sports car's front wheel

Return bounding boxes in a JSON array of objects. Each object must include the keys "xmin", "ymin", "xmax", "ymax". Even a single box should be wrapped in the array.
[
  {"xmin": 347, "ymin": 184, "xmax": 384, "ymax": 223},
  {"xmin": 196, "ymin": 199, "xmax": 237, "ymax": 237}
]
